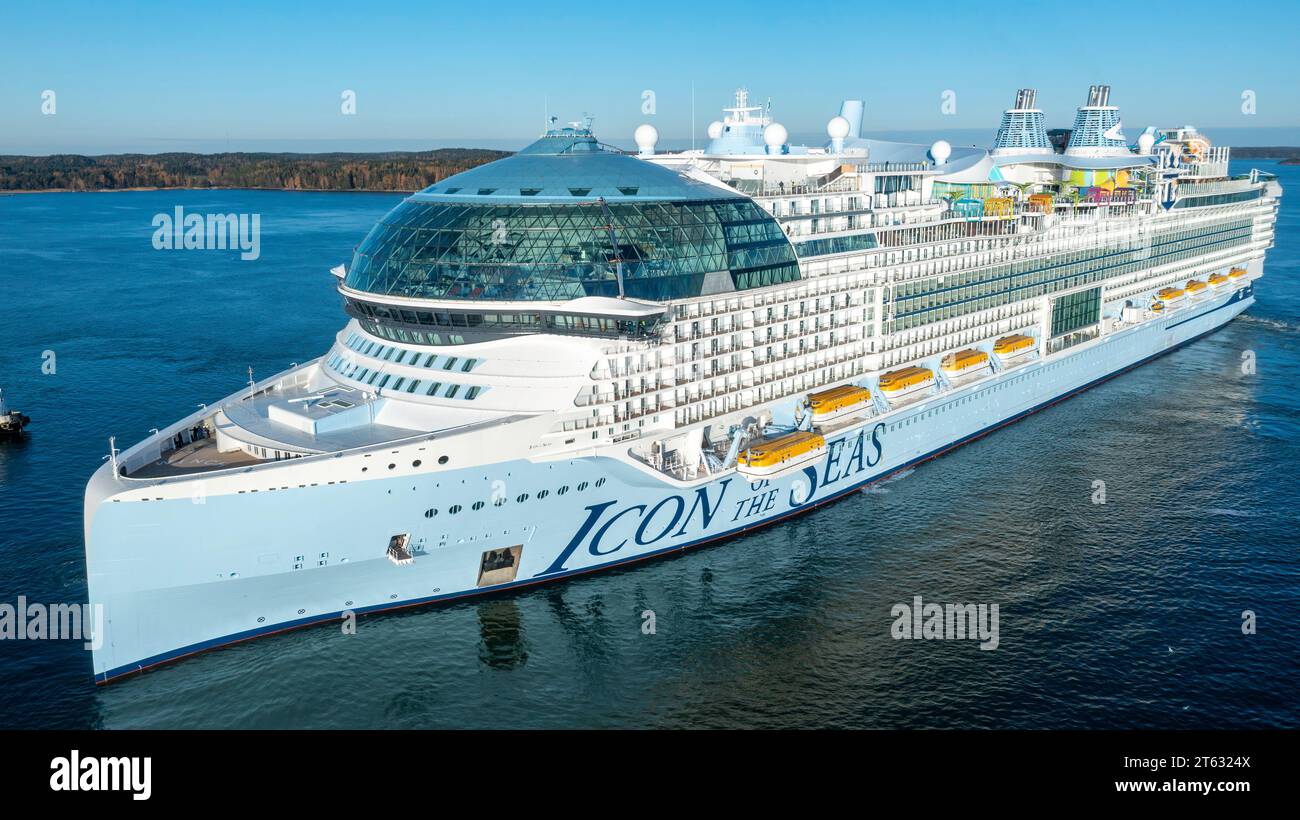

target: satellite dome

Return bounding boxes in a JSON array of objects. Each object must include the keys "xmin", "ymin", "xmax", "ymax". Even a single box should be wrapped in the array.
[
  {"xmin": 634, "ymin": 123, "xmax": 659, "ymax": 155},
  {"xmin": 929, "ymin": 139, "xmax": 952, "ymax": 164},
  {"xmin": 763, "ymin": 122, "xmax": 788, "ymax": 150},
  {"xmin": 1136, "ymin": 132, "xmax": 1155, "ymax": 154},
  {"xmin": 707, "ymin": 120, "xmax": 724, "ymax": 139},
  {"xmin": 826, "ymin": 115, "xmax": 851, "ymax": 140}
]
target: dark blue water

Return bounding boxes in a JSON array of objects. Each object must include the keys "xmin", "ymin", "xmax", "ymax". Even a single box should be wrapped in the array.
[{"xmin": 1, "ymin": 167, "xmax": 1297, "ymax": 729}]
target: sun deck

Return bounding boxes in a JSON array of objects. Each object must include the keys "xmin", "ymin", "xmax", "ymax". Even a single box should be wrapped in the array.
[
  {"xmin": 130, "ymin": 437, "xmax": 261, "ymax": 478},
  {"xmin": 119, "ymin": 366, "xmax": 538, "ymax": 480}
]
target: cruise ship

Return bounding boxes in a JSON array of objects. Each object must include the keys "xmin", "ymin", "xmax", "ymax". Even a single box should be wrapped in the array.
[{"xmin": 83, "ymin": 85, "xmax": 1281, "ymax": 683}]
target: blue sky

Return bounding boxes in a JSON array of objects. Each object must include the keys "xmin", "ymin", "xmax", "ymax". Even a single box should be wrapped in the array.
[{"xmin": 2, "ymin": 0, "xmax": 1298, "ymax": 154}]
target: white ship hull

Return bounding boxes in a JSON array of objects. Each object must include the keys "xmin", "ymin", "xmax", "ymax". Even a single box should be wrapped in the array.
[{"xmin": 84, "ymin": 285, "xmax": 1255, "ymax": 682}]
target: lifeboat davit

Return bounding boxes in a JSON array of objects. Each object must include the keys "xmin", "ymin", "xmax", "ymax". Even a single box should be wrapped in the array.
[
  {"xmin": 737, "ymin": 431, "xmax": 827, "ymax": 478},
  {"xmin": 808, "ymin": 385, "xmax": 872, "ymax": 423},
  {"xmin": 1184, "ymin": 278, "xmax": 1208, "ymax": 297},
  {"xmin": 1207, "ymin": 272, "xmax": 1229, "ymax": 289},
  {"xmin": 1151, "ymin": 301, "xmax": 1165, "ymax": 313},
  {"xmin": 993, "ymin": 334, "xmax": 1035, "ymax": 361},
  {"xmin": 1157, "ymin": 286, "xmax": 1186, "ymax": 305},
  {"xmin": 878, "ymin": 366, "xmax": 934, "ymax": 400},
  {"xmin": 940, "ymin": 348, "xmax": 990, "ymax": 378}
]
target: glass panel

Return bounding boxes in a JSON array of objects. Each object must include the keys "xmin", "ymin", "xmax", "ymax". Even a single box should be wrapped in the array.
[{"xmin": 344, "ymin": 198, "xmax": 800, "ymax": 302}]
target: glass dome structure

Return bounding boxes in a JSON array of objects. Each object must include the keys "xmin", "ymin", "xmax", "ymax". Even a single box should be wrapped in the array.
[{"xmin": 344, "ymin": 126, "xmax": 800, "ymax": 303}]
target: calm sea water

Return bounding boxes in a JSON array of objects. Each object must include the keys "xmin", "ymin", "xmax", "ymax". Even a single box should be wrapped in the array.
[{"xmin": 1, "ymin": 165, "xmax": 1297, "ymax": 729}]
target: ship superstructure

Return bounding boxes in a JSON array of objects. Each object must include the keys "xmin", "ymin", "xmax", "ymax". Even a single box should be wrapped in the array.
[{"xmin": 84, "ymin": 85, "xmax": 1281, "ymax": 682}]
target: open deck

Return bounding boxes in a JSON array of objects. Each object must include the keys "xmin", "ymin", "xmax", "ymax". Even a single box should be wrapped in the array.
[{"xmin": 129, "ymin": 437, "xmax": 261, "ymax": 478}]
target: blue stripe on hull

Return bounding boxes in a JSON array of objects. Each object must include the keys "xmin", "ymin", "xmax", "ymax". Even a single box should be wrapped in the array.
[{"xmin": 95, "ymin": 290, "xmax": 1253, "ymax": 684}]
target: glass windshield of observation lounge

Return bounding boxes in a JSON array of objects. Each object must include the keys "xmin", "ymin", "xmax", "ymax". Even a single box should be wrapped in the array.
[
  {"xmin": 345, "ymin": 198, "xmax": 799, "ymax": 302},
  {"xmin": 343, "ymin": 126, "xmax": 801, "ymax": 303}
]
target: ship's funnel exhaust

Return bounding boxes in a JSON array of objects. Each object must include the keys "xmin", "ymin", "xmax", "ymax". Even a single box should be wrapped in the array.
[
  {"xmin": 1067, "ymin": 83, "xmax": 1127, "ymax": 157},
  {"xmin": 1086, "ymin": 84, "xmax": 1112, "ymax": 107},
  {"xmin": 1014, "ymin": 88, "xmax": 1037, "ymax": 110},
  {"xmin": 838, "ymin": 100, "xmax": 864, "ymax": 139}
]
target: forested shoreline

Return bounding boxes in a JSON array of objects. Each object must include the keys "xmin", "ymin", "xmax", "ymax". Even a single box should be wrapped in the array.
[{"xmin": 0, "ymin": 149, "xmax": 510, "ymax": 192}]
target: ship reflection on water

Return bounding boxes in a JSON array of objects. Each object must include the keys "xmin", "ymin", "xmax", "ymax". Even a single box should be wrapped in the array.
[{"xmin": 477, "ymin": 600, "xmax": 528, "ymax": 670}]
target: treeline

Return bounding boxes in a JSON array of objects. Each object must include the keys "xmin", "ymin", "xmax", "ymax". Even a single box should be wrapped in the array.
[
  {"xmin": 1231, "ymin": 146, "xmax": 1300, "ymax": 160},
  {"xmin": 0, "ymin": 148, "xmax": 510, "ymax": 192}
]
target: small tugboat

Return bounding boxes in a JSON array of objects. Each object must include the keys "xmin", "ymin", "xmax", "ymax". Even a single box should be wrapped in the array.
[{"xmin": 0, "ymin": 390, "xmax": 31, "ymax": 440}]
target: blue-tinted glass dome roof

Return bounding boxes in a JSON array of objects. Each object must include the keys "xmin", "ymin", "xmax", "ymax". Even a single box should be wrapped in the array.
[
  {"xmin": 410, "ymin": 126, "xmax": 743, "ymax": 204},
  {"xmin": 344, "ymin": 126, "xmax": 801, "ymax": 303}
]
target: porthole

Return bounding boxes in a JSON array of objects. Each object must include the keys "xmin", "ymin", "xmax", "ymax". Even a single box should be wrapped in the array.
[
  {"xmin": 362, "ymin": 467, "xmax": 368, "ymax": 472},
  {"xmin": 557, "ymin": 485, "xmax": 569, "ymax": 495},
  {"xmin": 345, "ymin": 600, "xmax": 353, "ymax": 607},
  {"xmin": 413, "ymin": 459, "xmax": 422, "ymax": 468},
  {"xmin": 449, "ymin": 505, "xmax": 462, "ymax": 514},
  {"xmin": 438, "ymin": 455, "xmax": 449, "ymax": 465},
  {"xmin": 298, "ymin": 608, "xmax": 306, "ymax": 615},
  {"xmin": 424, "ymin": 508, "xmax": 438, "ymax": 518},
  {"xmin": 577, "ymin": 482, "xmax": 589, "ymax": 491},
  {"xmin": 388, "ymin": 463, "xmax": 396, "ymax": 470},
  {"xmin": 471, "ymin": 501, "xmax": 485, "ymax": 511},
  {"xmin": 595, "ymin": 478, "xmax": 606, "ymax": 488},
  {"xmin": 257, "ymin": 616, "xmax": 265, "ymax": 623},
  {"xmin": 537, "ymin": 490, "xmax": 549, "ymax": 499},
  {"xmin": 516, "ymin": 493, "xmax": 529, "ymax": 503},
  {"xmin": 493, "ymin": 497, "xmax": 506, "ymax": 507}
]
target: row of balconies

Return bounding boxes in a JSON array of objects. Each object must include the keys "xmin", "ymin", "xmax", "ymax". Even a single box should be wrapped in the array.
[
  {"xmin": 671, "ymin": 272, "xmax": 880, "ymax": 321},
  {"xmin": 581, "ymin": 335, "xmax": 869, "ymax": 418},
  {"xmin": 881, "ymin": 304, "xmax": 1038, "ymax": 353},
  {"xmin": 672, "ymin": 358, "xmax": 867, "ymax": 428},
  {"xmin": 672, "ymin": 303, "xmax": 864, "ymax": 345}
]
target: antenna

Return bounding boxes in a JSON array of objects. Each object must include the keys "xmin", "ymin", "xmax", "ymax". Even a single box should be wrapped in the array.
[{"xmin": 691, "ymin": 81, "xmax": 695, "ymax": 152}]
